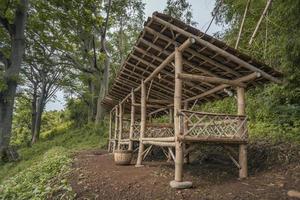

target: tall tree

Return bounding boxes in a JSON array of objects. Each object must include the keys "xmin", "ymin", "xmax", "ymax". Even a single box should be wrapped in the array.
[
  {"xmin": 0, "ymin": 0, "xmax": 29, "ymax": 161},
  {"xmin": 163, "ymin": 0, "xmax": 196, "ymax": 25}
]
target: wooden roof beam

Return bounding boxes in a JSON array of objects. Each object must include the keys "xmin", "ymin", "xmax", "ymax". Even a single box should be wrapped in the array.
[
  {"xmin": 183, "ymin": 72, "xmax": 261, "ymax": 102},
  {"xmin": 144, "ymin": 26, "xmax": 241, "ymax": 77},
  {"xmin": 177, "ymin": 73, "xmax": 247, "ymax": 88},
  {"xmin": 152, "ymin": 15, "xmax": 281, "ymax": 84}
]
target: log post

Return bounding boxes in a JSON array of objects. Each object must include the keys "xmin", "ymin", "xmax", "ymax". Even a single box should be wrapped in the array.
[
  {"xmin": 117, "ymin": 103, "xmax": 123, "ymax": 150},
  {"xmin": 108, "ymin": 110, "xmax": 113, "ymax": 152},
  {"xmin": 237, "ymin": 87, "xmax": 247, "ymax": 178},
  {"xmin": 136, "ymin": 80, "xmax": 146, "ymax": 167},
  {"xmin": 113, "ymin": 107, "xmax": 119, "ymax": 151},
  {"xmin": 170, "ymin": 47, "xmax": 192, "ymax": 189},
  {"xmin": 129, "ymin": 90, "xmax": 135, "ymax": 151},
  {"xmin": 183, "ymin": 102, "xmax": 190, "ymax": 164}
]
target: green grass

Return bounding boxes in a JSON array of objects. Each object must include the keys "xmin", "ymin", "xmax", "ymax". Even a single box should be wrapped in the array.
[{"xmin": 0, "ymin": 123, "xmax": 108, "ymax": 199}]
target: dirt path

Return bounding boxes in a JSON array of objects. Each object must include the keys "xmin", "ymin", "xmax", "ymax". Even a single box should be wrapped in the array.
[{"xmin": 69, "ymin": 150, "xmax": 300, "ymax": 200}]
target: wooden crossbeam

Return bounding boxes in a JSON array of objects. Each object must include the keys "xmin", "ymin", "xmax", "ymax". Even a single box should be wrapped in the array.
[
  {"xmin": 177, "ymin": 73, "xmax": 246, "ymax": 87},
  {"xmin": 183, "ymin": 72, "xmax": 261, "ymax": 102}
]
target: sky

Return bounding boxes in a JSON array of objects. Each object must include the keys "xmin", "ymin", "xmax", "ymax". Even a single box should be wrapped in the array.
[{"xmin": 46, "ymin": 0, "xmax": 222, "ymax": 111}]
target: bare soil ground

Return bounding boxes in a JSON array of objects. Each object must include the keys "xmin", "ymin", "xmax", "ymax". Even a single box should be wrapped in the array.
[{"xmin": 69, "ymin": 149, "xmax": 300, "ymax": 200}]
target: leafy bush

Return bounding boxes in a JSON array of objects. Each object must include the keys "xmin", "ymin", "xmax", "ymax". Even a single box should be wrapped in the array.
[{"xmin": 0, "ymin": 147, "xmax": 74, "ymax": 200}]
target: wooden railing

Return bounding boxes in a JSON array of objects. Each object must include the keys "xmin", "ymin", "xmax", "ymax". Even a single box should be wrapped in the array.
[
  {"xmin": 179, "ymin": 110, "xmax": 248, "ymax": 141},
  {"xmin": 144, "ymin": 123, "xmax": 174, "ymax": 138}
]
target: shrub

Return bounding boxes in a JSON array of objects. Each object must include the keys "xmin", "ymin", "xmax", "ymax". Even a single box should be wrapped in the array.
[{"xmin": 0, "ymin": 147, "xmax": 74, "ymax": 200}]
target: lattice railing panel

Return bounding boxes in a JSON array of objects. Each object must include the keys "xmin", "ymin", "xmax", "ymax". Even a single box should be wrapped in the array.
[
  {"xmin": 122, "ymin": 121, "xmax": 130, "ymax": 139},
  {"xmin": 145, "ymin": 126, "xmax": 174, "ymax": 138},
  {"xmin": 132, "ymin": 121, "xmax": 140, "ymax": 139},
  {"xmin": 180, "ymin": 110, "xmax": 248, "ymax": 140}
]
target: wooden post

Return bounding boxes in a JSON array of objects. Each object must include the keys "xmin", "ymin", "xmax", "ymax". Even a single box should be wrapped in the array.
[
  {"xmin": 170, "ymin": 47, "xmax": 192, "ymax": 189},
  {"xmin": 113, "ymin": 107, "xmax": 119, "ymax": 151},
  {"xmin": 183, "ymin": 102, "xmax": 190, "ymax": 164},
  {"xmin": 129, "ymin": 90, "xmax": 135, "ymax": 151},
  {"xmin": 136, "ymin": 80, "xmax": 146, "ymax": 167},
  {"xmin": 167, "ymin": 108, "xmax": 174, "ymax": 162},
  {"xmin": 108, "ymin": 111, "xmax": 113, "ymax": 152},
  {"xmin": 174, "ymin": 47, "xmax": 184, "ymax": 182},
  {"xmin": 117, "ymin": 103, "xmax": 123, "ymax": 150},
  {"xmin": 237, "ymin": 87, "xmax": 247, "ymax": 178}
]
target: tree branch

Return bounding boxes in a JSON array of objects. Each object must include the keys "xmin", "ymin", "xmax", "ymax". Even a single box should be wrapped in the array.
[{"xmin": 0, "ymin": 15, "xmax": 14, "ymax": 35}]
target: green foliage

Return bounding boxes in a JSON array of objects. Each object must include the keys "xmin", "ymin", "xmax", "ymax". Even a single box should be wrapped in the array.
[
  {"xmin": 210, "ymin": 0, "xmax": 300, "ymax": 143},
  {"xmin": 11, "ymin": 97, "xmax": 69, "ymax": 147},
  {"xmin": 0, "ymin": 147, "xmax": 74, "ymax": 200},
  {"xmin": 65, "ymin": 98, "xmax": 89, "ymax": 127},
  {"xmin": 0, "ymin": 122, "xmax": 108, "ymax": 199},
  {"xmin": 163, "ymin": 0, "xmax": 196, "ymax": 26},
  {"xmin": 11, "ymin": 96, "xmax": 32, "ymax": 146}
]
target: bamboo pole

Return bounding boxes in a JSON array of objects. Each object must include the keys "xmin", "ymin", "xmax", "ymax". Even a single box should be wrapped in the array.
[
  {"xmin": 117, "ymin": 103, "xmax": 123, "ymax": 150},
  {"xmin": 237, "ymin": 87, "xmax": 248, "ymax": 178},
  {"xmin": 108, "ymin": 110, "xmax": 113, "ymax": 152},
  {"xmin": 249, "ymin": 0, "xmax": 272, "ymax": 45},
  {"xmin": 142, "ymin": 141, "xmax": 175, "ymax": 147},
  {"xmin": 183, "ymin": 72, "xmax": 261, "ymax": 103},
  {"xmin": 183, "ymin": 102, "xmax": 190, "ymax": 164},
  {"xmin": 167, "ymin": 107, "xmax": 174, "ymax": 162},
  {"xmin": 235, "ymin": 0, "xmax": 251, "ymax": 49},
  {"xmin": 141, "ymin": 137, "xmax": 175, "ymax": 142},
  {"xmin": 177, "ymin": 73, "xmax": 246, "ymax": 87},
  {"xmin": 152, "ymin": 15, "xmax": 281, "ymax": 84},
  {"xmin": 177, "ymin": 135, "xmax": 247, "ymax": 143},
  {"xmin": 129, "ymin": 90, "xmax": 135, "ymax": 150},
  {"xmin": 174, "ymin": 47, "xmax": 184, "ymax": 182},
  {"xmin": 113, "ymin": 106, "xmax": 119, "ymax": 151},
  {"xmin": 136, "ymin": 80, "xmax": 146, "ymax": 167}
]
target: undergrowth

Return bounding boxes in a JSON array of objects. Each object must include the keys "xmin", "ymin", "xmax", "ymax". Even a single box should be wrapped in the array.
[{"xmin": 0, "ymin": 122, "xmax": 108, "ymax": 199}]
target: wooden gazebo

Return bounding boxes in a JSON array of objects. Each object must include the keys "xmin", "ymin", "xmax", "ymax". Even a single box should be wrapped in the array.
[{"xmin": 102, "ymin": 12, "xmax": 281, "ymax": 189}]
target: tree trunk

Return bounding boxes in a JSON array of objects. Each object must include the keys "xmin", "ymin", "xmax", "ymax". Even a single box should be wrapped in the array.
[
  {"xmin": 87, "ymin": 80, "xmax": 96, "ymax": 123},
  {"xmin": 95, "ymin": 55, "xmax": 110, "ymax": 124},
  {"xmin": 30, "ymin": 85, "xmax": 38, "ymax": 143},
  {"xmin": 31, "ymin": 84, "xmax": 46, "ymax": 144},
  {"xmin": 94, "ymin": 0, "xmax": 112, "ymax": 124},
  {"xmin": 0, "ymin": 0, "xmax": 28, "ymax": 161}
]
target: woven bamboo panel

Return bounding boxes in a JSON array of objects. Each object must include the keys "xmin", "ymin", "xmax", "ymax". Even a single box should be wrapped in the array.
[{"xmin": 181, "ymin": 111, "xmax": 248, "ymax": 140}]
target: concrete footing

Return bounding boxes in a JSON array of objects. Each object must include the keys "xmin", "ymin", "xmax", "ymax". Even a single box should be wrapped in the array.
[{"xmin": 170, "ymin": 180, "xmax": 193, "ymax": 189}]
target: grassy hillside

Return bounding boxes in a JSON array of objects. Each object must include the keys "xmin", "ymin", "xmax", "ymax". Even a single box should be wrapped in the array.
[{"xmin": 0, "ymin": 123, "xmax": 108, "ymax": 199}]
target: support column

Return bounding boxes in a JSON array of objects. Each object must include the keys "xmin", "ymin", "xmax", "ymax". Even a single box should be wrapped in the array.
[
  {"xmin": 167, "ymin": 108, "xmax": 174, "ymax": 162},
  {"xmin": 108, "ymin": 111, "xmax": 113, "ymax": 152},
  {"xmin": 136, "ymin": 80, "xmax": 146, "ymax": 167},
  {"xmin": 170, "ymin": 47, "xmax": 192, "ymax": 189},
  {"xmin": 183, "ymin": 102, "xmax": 190, "ymax": 164},
  {"xmin": 237, "ymin": 87, "xmax": 247, "ymax": 179},
  {"xmin": 117, "ymin": 103, "xmax": 123, "ymax": 150},
  {"xmin": 129, "ymin": 90, "xmax": 135, "ymax": 151},
  {"xmin": 113, "ymin": 107, "xmax": 119, "ymax": 151}
]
